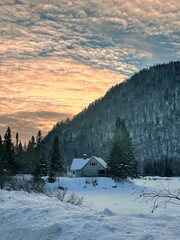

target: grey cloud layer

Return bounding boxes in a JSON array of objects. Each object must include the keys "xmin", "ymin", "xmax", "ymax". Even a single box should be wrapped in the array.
[{"xmin": 1, "ymin": 0, "xmax": 179, "ymax": 75}]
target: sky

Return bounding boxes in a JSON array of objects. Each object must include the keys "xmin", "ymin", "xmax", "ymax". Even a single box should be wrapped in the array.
[{"xmin": 0, "ymin": 0, "xmax": 180, "ymax": 142}]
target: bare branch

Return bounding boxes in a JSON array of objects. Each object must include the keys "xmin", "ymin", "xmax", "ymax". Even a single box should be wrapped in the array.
[{"xmin": 136, "ymin": 182, "xmax": 180, "ymax": 213}]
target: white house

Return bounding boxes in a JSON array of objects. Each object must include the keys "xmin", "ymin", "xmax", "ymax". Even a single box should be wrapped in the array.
[{"xmin": 70, "ymin": 156, "xmax": 107, "ymax": 177}]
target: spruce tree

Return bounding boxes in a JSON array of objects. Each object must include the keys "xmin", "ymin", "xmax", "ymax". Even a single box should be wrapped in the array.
[
  {"xmin": 35, "ymin": 130, "xmax": 43, "ymax": 168},
  {"xmin": 36, "ymin": 130, "xmax": 43, "ymax": 145},
  {"xmin": 0, "ymin": 135, "xmax": 2, "ymax": 158},
  {"xmin": 2, "ymin": 127, "xmax": 18, "ymax": 175},
  {"xmin": 48, "ymin": 136, "xmax": 63, "ymax": 182},
  {"xmin": 108, "ymin": 118, "xmax": 138, "ymax": 180},
  {"xmin": 164, "ymin": 158, "xmax": 173, "ymax": 177},
  {"xmin": 39, "ymin": 154, "xmax": 47, "ymax": 177},
  {"xmin": 26, "ymin": 136, "xmax": 36, "ymax": 173},
  {"xmin": 0, "ymin": 135, "xmax": 5, "ymax": 189},
  {"xmin": 143, "ymin": 162, "xmax": 153, "ymax": 176},
  {"xmin": 16, "ymin": 140, "xmax": 26, "ymax": 173},
  {"xmin": 15, "ymin": 132, "xmax": 19, "ymax": 150},
  {"xmin": 153, "ymin": 160, "xmax": 158, "ymax": 176}
]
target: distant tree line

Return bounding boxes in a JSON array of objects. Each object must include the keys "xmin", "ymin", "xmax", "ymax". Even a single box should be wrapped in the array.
[
  {"xmin": 143, "ymin": 158, "xmax": 174, "ymax": 177},
  {"xmin": 0, "ymin": 113, "xmax": 179, "ymax": 189},
  {"xmin": 0, "ymin": 127, "xmax": 64, "ymax": 188}
]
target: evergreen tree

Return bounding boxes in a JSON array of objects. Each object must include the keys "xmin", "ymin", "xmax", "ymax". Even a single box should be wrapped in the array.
[
  {"xmin": 48, "ymin": 136, "xmax": 63, "ymax": 182},
  {"xmin": 39, "ymin": 154, "xmax": 47, "ymax": 177},
  {"xmin": 153, "ymin": 160, "xmax": 158, "ymax": 176},
  {"xmin": 0, "ymin": 135, "xmax": 2, "ymax": 158},
  {"xmin": 2, "ymin": 127, "xmax": 18, "ymax": 175},
  {"xmin": 26, "ymin": 136, "xmax": 37, "ymax": 173},
  {"xmin": 164, "ymin": 157, "xmax": 173, "ymax": 177},
  {"xmin": 108, "ymin": 118, "xmax": 138, "ymax": 180},
  {"xmin": 32, "ymin": 163, "xmax": 41, "ymax": 182},
  {"xmin": 143, "ymin": 162, "xmax": 153, "ymax": 176},
  {"xmin": 35, "ymin": 130, "xmax": 44, "ymax": 170},
  {"xmin": 27, "ymin": 136, "xmax": 36, "ymax": 152},
  {"xmin": 15, "ymin": 132, "xmax": 19, "ymax": 150},
  {"xmin": 16, "ymin": 140, "xmax": 26, "ymax": 173},
  {"xmin": 0, "ymin": 135, "xmax": 6, "ymax": 189},
  {"xmin": 36, "ymin": 130, "xmax": 43, "ymax": 145},
  {"xmin": 18, "ymin": 141, "xmax": 23, "ymax": 152}
]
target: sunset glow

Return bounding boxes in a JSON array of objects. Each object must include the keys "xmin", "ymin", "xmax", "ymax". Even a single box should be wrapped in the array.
[{"xmin": 0, "ymin": 0, "xmax": 179, "ymax": 141}]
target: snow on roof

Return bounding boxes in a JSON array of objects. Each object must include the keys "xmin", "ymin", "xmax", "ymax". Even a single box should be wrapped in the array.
[
  {"xmin": 93, "ymin": 157, "xmax": 107, "ymax": 168},
  {"xmin": 70, "ymin": 156, "xmax": 107, "ymax": 170},
  {"xmin": 70, "ymin": 158, "xmax": 89, "ymax": 170}
]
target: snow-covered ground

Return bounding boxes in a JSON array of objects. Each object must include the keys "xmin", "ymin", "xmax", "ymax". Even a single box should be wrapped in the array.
[{"xmin": 0, "ymin": 177, "xmax": 180, "ymax": 240}]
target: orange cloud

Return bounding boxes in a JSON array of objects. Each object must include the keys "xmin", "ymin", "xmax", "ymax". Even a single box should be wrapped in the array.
[{"xmin": 0, "ymin": 57, "xmax": 126, "ymax": 141}]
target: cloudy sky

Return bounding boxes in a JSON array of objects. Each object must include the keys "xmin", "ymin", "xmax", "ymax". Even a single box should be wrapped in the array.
[{"xmin": 0, "ymin": 0, "xmax": 180, "ymax": 142}]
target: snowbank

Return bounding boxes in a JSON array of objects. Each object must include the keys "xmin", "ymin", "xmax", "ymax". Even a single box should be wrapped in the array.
[{"xmin": 0, "ymin": 177, "xmax": 180, "ymax": 240}]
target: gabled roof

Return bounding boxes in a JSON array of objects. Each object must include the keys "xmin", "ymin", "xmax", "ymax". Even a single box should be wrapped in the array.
[
  {"xmin": 70, "ymin": 156, "xmax": 107, "ymax": 171},
  {"xmin": 93, "ymin": 157, "xmax": 107, "ymax": 168},
  {"xmin": 70, "ymin": 158, "xmax": 88, "ymax": 170}
]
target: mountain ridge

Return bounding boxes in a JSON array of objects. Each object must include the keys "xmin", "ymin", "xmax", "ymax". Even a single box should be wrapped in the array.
[{"xmin": 44, "ymin": 61, "xmax": 180, "ymax": 173}]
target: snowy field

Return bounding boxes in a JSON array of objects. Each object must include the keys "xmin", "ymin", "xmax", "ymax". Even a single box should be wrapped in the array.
[{"xmin": 0, "ymin": 177, "xmax": 180, "ymax": 240}]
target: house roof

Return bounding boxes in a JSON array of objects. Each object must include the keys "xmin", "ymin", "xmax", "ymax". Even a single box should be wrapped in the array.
[
  {"xmin": 70, "ymin": 156, "xmax": 107, "ymax": 170},
  {"xmin": 70, "ymin": 158, "xmax": 88, "ymax": 170},
  {"xmin": 93, "ymin": 157, "xmax": 107, "ymax": 168}
]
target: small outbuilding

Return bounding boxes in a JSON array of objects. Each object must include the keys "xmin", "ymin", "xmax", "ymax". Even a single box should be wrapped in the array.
[{"xmin": 70, "ymin": 156, "xmax": 107, "ymax": 177}]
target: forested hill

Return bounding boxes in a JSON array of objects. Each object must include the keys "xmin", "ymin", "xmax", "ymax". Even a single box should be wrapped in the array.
[{"xmin": 44, "ymin": 61, "xmax": 180, "ymax": 171}]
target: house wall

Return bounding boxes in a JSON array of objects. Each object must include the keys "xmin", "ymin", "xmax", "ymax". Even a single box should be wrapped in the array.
[
  {"xmin": 72, "ymin": 170, "xmax": 81, "ymax": 177},
  {"xmin": 80, "ymin": 157, "xmax": 106, "ymax": 177}
]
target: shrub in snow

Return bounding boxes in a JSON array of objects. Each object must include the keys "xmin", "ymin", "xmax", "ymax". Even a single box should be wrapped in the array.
[
  {"xmin": 44, "ymin": 186, "xmax": 84, "ymax": 206},
  {"xmin": 53, "ymin": 189, "xmax": 84, "ymax": 206},
  {"xmin": 85, "ymin": 179, "xmax": 91, "ymax": 184},
  {"xmin": 85, "ymin": 178, "xmax": 98, "ymax": 187},
  {"xmin": 57, "ymin": 185, "xmax": 67, "ymax": 190},
  {"xmin": 46, "ymin": 189, "xmax": 84, "ymax": 206},
  {"xmin": 92, "ymin": 178, "xmax": 98, "ymax": 186},
  {"xmin": 66, "ymin": 192, "xmax": 84, "ymax": 206},
  {"xmin": 6, "ymin": 175, "xmax": 45, "ymax": 193}
]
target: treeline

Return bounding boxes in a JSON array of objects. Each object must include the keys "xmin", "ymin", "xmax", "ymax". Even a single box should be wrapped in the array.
[
  {"xmin": 0, "ymin": 127, "xmax": 64, "ymax": 188},
  {"xmin": 143, "ymin": 158, "xmax": 178, "ymax": 177}
]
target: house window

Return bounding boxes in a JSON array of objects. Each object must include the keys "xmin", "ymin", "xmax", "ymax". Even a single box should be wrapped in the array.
[
  {"xmin": 90, "ymin": 162, "xmax": 97, "ymax": 166},
  {"xmin": 73, "ymin": 171, "xmax": 76, "ymax": 175}
]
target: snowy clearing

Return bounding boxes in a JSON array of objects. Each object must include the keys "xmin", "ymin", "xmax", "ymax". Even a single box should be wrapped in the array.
[{"xmin": 0, "ymin": 177, "xmax": 180, "ymax": 240}]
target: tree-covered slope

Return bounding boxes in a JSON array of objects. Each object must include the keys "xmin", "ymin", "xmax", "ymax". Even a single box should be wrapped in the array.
[{"xmin": 44, "ymin": 61, "xmax": 180, "ymax": 171}]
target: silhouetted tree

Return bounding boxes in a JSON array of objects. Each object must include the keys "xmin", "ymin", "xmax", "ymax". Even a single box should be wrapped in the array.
[
  {"xmin": 2, "ymin": 127, "xmax": 18, "ymax": 175},
  {"xmin": 48, "ymin": 136, "xmax": 63, "ymax": 182},
  {"xmin": 16, "ymin": 140, "xmax": 27, "ymax": 173},
  {"xmin": 15, "ymin": 132, "xmax": 19, "ymax": 150},
  {"xmin": 0, "ymin": 135, "xmax": 2, "ymax": 158},
  {"xmin": 39, "ymin": 154, "xmax": 47, "ymax": 177},
  {"xmin": 36, "ymin": 130, "xmax": 43, "ymax": 145},
  {"xmin": 0, "ymin": 135, "xmax": 5, "ymax": 189},
  {"xmin": 25, "ymin": 136, "xmax": 36, "ymax": 173}
]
